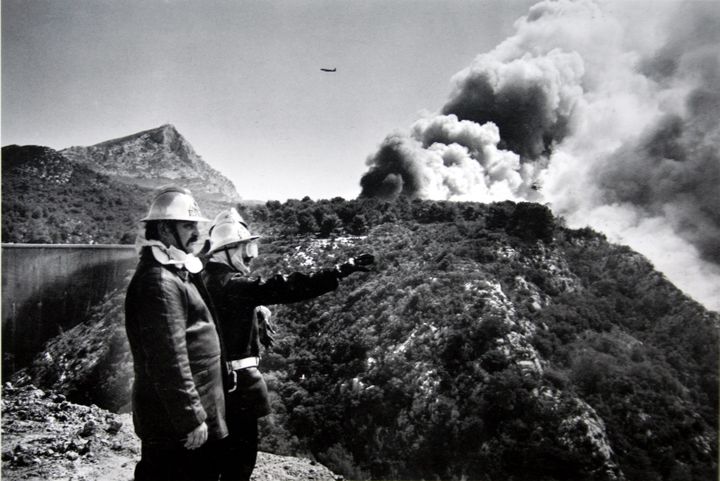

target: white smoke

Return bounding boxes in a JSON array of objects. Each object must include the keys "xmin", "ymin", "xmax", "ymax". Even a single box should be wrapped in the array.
[{"xmin": 360, "ymin": 0, "xmax": 720, "ymax": 311}]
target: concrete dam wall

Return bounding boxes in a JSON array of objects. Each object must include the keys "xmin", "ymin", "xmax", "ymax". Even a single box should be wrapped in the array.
[{"xmin": 2, "ymin": 244, "xmax": 137, "ymax": 376}]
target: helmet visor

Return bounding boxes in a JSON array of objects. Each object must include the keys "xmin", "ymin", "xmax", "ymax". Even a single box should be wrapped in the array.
[
  {"xmin": 239, "ymin": 241, "xmax": 258, "ymax": 259},
  {"xmin": 226, "ymin": 240, "xmax": 258, "ymax": 273}
]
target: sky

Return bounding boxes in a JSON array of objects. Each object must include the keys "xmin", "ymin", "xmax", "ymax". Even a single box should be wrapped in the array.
[
  {"xmin": 2, "ymin": 0, "xmax": 538, "ymax": 201},
  {"xmin": 3, "ymin": 0, "xmax": 719, "ymax": 312}
]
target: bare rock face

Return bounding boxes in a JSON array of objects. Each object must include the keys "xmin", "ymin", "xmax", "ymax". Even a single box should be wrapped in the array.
[
  {"xmin": 0, "ymin": 383, "xmax": 341, "ymax": 481},
  {"xmin": 61, "ymin": 124, "xmax": 239, "ymax": 202}
]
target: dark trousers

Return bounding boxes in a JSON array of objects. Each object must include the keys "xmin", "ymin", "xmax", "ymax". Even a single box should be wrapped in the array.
[
  {"xmin": 135, "ymin": 439, "xmax": 222, "ymax": 481},
  {"xmin": 220, "ymin": 368, "xmax": 269, "ymax": 481},
  {"xmin": 220, "ymin": 414, "xmax": 259, "ymax": 481}
]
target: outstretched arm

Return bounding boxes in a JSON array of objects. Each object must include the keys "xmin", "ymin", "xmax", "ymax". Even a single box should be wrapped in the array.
[{"xmin": 216, "ymin": 252, "xmax": 375, "ymax": 306}]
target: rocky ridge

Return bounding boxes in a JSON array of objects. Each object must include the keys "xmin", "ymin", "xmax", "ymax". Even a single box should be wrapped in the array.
[{"xmin": 60, "ymin": 124, "xmax": 239, "ymax": 202}]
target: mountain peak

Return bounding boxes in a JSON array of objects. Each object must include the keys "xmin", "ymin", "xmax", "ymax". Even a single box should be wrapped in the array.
[
  {"xmin": 60, "ymin": 125, "xmax": 239, "ymax": 202},
  {"xmin": 89, "ymin": 123, "xmax": 180, "ymax": 149}
]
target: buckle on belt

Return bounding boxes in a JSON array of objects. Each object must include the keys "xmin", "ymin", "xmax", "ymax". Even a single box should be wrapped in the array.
[{"xmin": 227, "ymin": 370, "xmax": 238, "ymax": 393}]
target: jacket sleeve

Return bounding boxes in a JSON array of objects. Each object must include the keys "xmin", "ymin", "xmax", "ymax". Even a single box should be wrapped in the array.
[
  {"xmin": 224, "ymin": 269, "xmax": 340, "ymax": 306},
  {"xmin": 135, "ymin": 271, "xmax": 206, "ymax": 437}
]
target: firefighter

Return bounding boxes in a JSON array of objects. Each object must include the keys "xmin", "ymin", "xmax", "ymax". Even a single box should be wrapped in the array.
[
  {"xmin": 124, "ymin": 187, "xmax": 228, "ymax": 481},
  {"xmin": 201, "ymin": 208, "xmax": 373, "ymax": 481}
]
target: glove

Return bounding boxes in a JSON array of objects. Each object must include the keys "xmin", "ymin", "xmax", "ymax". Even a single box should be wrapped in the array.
[
  {"xmin": 255, "ymin": 306, "xmax": 276, "ymax": 350},
  {"xmin": 337, "ymin": 253, "xmax": 375, "ymax": 278}
]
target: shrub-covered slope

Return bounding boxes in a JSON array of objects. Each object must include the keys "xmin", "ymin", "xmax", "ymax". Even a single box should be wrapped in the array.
[
  {"xmin": 13, "ymin": 199, "xmax": 719, "ymax": 481},
  {"xmin": 1, "ymin": 145, "xmax": 151, "ymax": 244},
  {"xmin": 1, "ymin": 144, "xmax": 234, "ymax": 244},
  {"xmin": 254, "ymin": 215, "xmax": 717, "ymax": 481}
]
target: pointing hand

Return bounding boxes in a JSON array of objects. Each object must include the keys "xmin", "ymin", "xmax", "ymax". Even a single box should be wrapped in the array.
[{"xmin": 338, "ymin": 253, "xmax": 375, "ymax": 278}]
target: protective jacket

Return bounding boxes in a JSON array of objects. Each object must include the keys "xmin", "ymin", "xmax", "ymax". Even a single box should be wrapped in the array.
[
  {"xmin": 125, "ymin": 248, "xmax": 229, "ymax": 444},
  {"xmin": 201, "ymin": 261, "xmax": 341, "ymax": 417}
]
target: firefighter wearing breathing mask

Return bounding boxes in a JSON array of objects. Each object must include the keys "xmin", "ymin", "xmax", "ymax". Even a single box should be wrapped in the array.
[
  {"xmin": 124, "ymin": 187, "xmax": 228, "ymax": 481},
  {"xmin": 201, "ymin": 208, "xmax": 374, "ymax": 481}
]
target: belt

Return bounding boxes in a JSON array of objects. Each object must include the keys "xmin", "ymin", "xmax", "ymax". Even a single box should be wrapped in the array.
[{"xmin": 229, "ymin": 357, "xmax": 259, "ymax": 371}]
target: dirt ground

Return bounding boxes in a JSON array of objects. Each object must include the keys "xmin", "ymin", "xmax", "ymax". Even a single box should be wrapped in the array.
[{"xmin": 1, "ymin": 383, "xmax": 340, "ymax": 481}]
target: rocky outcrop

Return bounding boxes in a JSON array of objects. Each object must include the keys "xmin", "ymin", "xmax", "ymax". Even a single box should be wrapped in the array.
[
  {"xmin": 1, "ymin": 383, "xmax": 340, "ymax": 481},
  {"xmin": 61, "ymin": 124, "xmax": 239, "ymax": 202}
]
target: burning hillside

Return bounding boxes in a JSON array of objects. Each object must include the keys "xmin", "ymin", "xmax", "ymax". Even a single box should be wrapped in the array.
[{"xmin": 358, "ymin": 0, "xmax": 720, "ymax": 311}]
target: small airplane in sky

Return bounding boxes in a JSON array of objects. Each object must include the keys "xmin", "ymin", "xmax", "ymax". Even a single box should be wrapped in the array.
[{"xmin": 320, "ymin": 67, "xmax": 337, "ymax": 72}]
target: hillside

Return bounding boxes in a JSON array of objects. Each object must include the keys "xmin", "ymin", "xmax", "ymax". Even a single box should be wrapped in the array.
[
  {"xmin": 12, "ymin": 198, "xmax": 719, "ymax": 481},
  {"xmin": 1, "ymin": 143, "xmax": 237, "ymax": 244},
  {"xmin": 1, "ymin": 145, "xmax": 151, "ymax": 244}
]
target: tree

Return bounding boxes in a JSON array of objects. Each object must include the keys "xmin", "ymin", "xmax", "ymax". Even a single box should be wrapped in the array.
[
  {"xmin": 349, "ymin": 214, "xmax": 369, "ymax": 235},
  {"xmin": 506, "ymin": 202, "xmax": 555, "ymax": 242},
  {"xmin": 297, "ymin": 210, "xmax": 319, "ymax": 234},
  {"xmin": 319, "ymin": 212, "xmax": 341, "ymax": 238}
]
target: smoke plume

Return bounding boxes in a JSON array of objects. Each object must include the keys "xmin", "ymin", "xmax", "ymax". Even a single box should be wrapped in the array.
[{"xmin": 359, "ymin": 0, "xmax": 720, "ymax": 310}]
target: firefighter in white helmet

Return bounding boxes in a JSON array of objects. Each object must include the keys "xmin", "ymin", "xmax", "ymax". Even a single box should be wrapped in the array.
[
  {"xmin": 125, "ymin": 186, "xmax": 228, "ymax": 481},
  {"xmin": 201, "ymin": 208, "xmax": 374, "ymax": 481}
]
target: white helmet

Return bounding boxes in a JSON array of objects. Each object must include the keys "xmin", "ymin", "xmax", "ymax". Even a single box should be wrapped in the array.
[
  {"xmin": 208, "ymin": 208, "xmax": 260, "ymax": 253},
  {"xmin": 141, "ymin": 186, "xmax": 210, "ymax": 222}
]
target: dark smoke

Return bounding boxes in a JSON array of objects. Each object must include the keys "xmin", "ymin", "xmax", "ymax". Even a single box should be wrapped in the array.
[
  {"xmin": 359, "ymin": 135, "xmax": 419, "ymax": 200},
  {"xmin": 596, "ymin": 3, "xmax": 720, "ymax": 264},
  {"xmin": 359, "ymin": 7, "xmax": 584, "ymax": 202},
  {"xmin": 357, "ymin": 0, "xmax": 720, "ymax": 307},
  {"xmin": 440, "ymin": 72, "xmax": 571, "ymax": 160}
]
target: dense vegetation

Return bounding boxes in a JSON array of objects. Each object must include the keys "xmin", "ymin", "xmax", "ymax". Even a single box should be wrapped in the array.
[
  {"xmin": 2, "ymin": 145, "xmax": 151, "ymax": 244},
  {"xmin": 1, "ymin": 145, "xmax": 230, "ymax": 244},
  {"xmin": 6, "ymin": 153, "xmax": 718, "ymax": 480},
  {"xmin": 235, "ymin": 200, "xmax": 717, "ymax": 481}
]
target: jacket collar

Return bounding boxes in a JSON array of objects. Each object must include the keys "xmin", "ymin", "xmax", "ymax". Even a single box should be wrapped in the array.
[
  {"xmin": 205, "ymin": 260, "xmax": 235, "ymax": 275},
  {"xmin": 136, "ymin": 239, "xmax": 203, "ymax": 274}
]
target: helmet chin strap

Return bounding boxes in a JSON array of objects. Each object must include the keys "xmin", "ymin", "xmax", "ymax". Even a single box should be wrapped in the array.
[
  {"xmin": 166, "ymin": 221, "xmax": 188, "ymax": 253},
  {"xmin": 224, "ymin": 247, "xmax": 239, "ymax": 271}
]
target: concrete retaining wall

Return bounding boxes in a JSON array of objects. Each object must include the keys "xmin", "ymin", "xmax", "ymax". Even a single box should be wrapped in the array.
[{"xmin": 2, "ymin": 244, "xmax": 137, "ymax": 375}]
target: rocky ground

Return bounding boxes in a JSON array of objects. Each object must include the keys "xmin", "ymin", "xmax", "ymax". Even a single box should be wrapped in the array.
[{"xmin": 1, "ymin": 383, "xmax": 340, "ymax": 481}]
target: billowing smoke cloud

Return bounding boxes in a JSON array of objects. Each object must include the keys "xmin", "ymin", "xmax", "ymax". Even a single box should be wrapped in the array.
[
  {"xmin": 594, "ymin": 6, "xmax": 720, "ymax": 264},
  {"xmin": 359, "ymin": 0, "xmax": 720, "ymax": 310},
  {"xmin": 441, "ymin": 50, "xmax": 582, "ymax": 160},
  {"xmin": 359, "ymin": 118, "xmax": 529, "ymax": 201}
]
